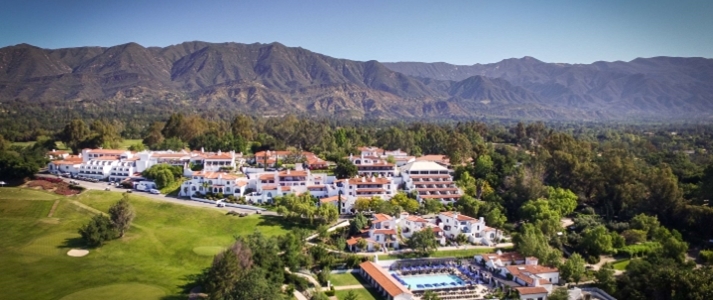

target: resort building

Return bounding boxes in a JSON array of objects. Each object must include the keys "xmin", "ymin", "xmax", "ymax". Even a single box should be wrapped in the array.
[
  {"xmin": 474, "ymin": 251, "xmax": 525, "ymax": 270},
  {"xmin": 359, "ymin": 261, "xmax": 413, "ymax": 300},
  {"xmin": 179, "ymin": 171, "xmax": 248, "ymax": 197},
  {"xmin": 400, "ymin": 161, "xmax": 461, "ymax": 204},
  {"xmin": 47, "ymin": 149, "xmax": 70, "ymax": 160},
  {"xmin": 47, "ymin": 155, "xmax": 83, "ymax": 174},
  {"xmin": 347, "ymin": 213, "xmax": 400, "ymax": 252},
  {"xmin": 436, "ymin": 211, "xmax": 502, "ymax": 245},
  {"xmin": 348, "ymin": 153, "xmax": 398, "ymax": 178}
]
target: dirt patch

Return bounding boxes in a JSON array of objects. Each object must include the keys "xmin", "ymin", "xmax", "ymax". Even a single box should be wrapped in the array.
[
  {"xmin": 67, "ymin": 249, "xmax": 89, "ymax": 257},
  {"xmin": 25, "ymin": 178, "xmax": 82, "ymax": 196}
]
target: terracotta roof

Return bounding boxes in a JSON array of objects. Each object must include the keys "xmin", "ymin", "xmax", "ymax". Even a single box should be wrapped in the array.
[
  {"xmin": 193, "ymin": 171, "xmax": 239, "ymax": 180},
  {"xmin": 346, "ymin": 237, "xmax": 362, "ymax": 246},
  {"xmin": 406, "ymin": 216, "xmax": 429, "ymax": 223},
  {"xmin": 254, "ymin": 150, "xmax": 291, "ymax": 157},
  {"xmin": 280, "ymin": 186, "xmax": 291, "ymax": 191},
  {"xmin": 204, "ymin": 153, "xmax": 233, "ymax": 160},
  {"xmin": 409, "ymin": 174, "xmax": 451, "ymax": 179},
  {"xmin": 320, "ymin": 196, "xmax": 340, "ymax": 203},
  {"xmin": 506, "ymin": 264, "xmax": 559, "ymax": 286},
  {"xmin": 372, "ymin": 213, "xmax": 393, "ymax": 223},
  {"xmin": 278, "ymin": 170, "xmax": 308, "ymax": 177},
  {"xmin": 359, "ymin": 261, "xmax": 411, "ymax": 297},
  {"xmin": 51, "ymin": 159, "xmax": 82, "ymax": 165},
  {"xmin": 152, "ymin": 153, "xmax": 189, "ymax": 158},
  {"xmin": 358, "ymin": 146, "xmax": 385, "ymax": 153},
  {"xmin": 415, "ymin": 154, "xmax": 450, "ymax": 164},
  {"xmin": 514, "ymin": 286, "xmax": 548, "ymax": 295},
  {"xmin": 348, "ymin": 177, "xmax": 391, "ymax": 185},
  {"xmin": 413, "ymin": 181, "xmax": 454, "ymax": 185},
  {"xmin": 259, "ymin": 174, "xmax": 275, "ymax": 180},
  {"xmin": 308, "ymin": 185, "xmax": 326, "ymax": 190},
  {"xmin": 373, "ymin": 229, "xmax": 397, "ymax": 235},
  {"xmin": 236, "ymin": 180, "xmax": 248, "ymax": 187},
  {"xmin": 262, "ymin": 185, "xmax": 278, "ymax": 190}
]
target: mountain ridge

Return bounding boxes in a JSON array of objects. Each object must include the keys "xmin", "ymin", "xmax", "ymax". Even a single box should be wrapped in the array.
[{"xmin": 0, "ymin": 41, "xmax": 711, "ymax": 121}]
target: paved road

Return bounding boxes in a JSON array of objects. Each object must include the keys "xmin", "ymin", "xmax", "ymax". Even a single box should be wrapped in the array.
[{"xmin": 40, "ymin": 174, "xmax": 276, "ymax": 215}]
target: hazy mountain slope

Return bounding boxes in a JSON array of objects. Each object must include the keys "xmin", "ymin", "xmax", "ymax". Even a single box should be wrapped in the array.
[
  {"xmin": 0, "ymin": 41, "xmax": 711, "ymax": 121},
  {"xmin": 384, "ymin": 57, "xmax": 713, "ymax": 118}
]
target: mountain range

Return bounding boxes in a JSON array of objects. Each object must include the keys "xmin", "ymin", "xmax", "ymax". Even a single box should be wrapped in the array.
[{"xmin": 1, "ymin": 41, "xmax": 712, "ymax": 121}]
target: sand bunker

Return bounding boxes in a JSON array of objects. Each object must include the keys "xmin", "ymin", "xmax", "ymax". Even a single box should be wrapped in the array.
[{"xmin": 67, "ymin": 249, "xmax": 89, "ymax": 257}]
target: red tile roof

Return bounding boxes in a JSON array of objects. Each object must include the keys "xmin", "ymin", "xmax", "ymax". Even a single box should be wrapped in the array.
[
  {"xmin": 372, "ymin": 213, "xmax": 393, "ymax": 223},
  {"xmin": 514, "ymin": 286, "xmax": 548, "ymax": 295},
  {"xmin": 359, "ymin": 261, "xmax": 411, "ymax": 297},
  {"xmin": 420, "ymin": 194, "xmax": 461, "ymax": 199},
  {"xmin": 348, "ymin": 177, "xmax": 391, "ymax": 185},
  {"xmin": 320, "ymin": 196, "xmax": 340, "ymax": 203},
  {"xmin": 372, "ymin": 229, "xmax": 396, "ymax": 235},
  {"xmin": 278, "ymin": 170, "xmax": 308, "ymax": 177},
  {"xmin": 481, "ymin": 252, "xmax": 524, "ymax": 263},
  {"xmin": 406, "ymin": 215, "xmax": 429, "ymax": 223}
]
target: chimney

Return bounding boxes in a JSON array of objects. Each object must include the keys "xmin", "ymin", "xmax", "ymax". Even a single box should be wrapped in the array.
[
  {"xmin": 218, "ymin": 149, "xmax": 222, "ymax": 155},
  {"xmin": 201, "ymin": 147, "xmax": 204, "ymax": 153},
  {"xmin": 526, "ymin": 257, "xmax": 539, "ymax": 266},
  {"xmin": 371, "ymin": 177, "xmax": 376, "ymax": 182},
  {"xmin": 361, "ymin": 177, "xmax": 366, "ymax": 182},
  {"xmin": 52, "ymin": 149, "xmax": 55, "ymax": 152},
  {"xmin": 531, "ymin": 275, "xmax": 540, "ymax": 287},
  {"xmin": 287, "ymin": 169, "xmax": 291, "ymax": 175},
  {"xmin": 479, "ymin": 217, "xmax": 485, "ymax": 223}
]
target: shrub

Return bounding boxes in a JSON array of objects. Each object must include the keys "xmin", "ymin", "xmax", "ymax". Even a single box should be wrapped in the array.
[
  {"xmin": 325, "ymin": 289, "xmax": 336, "ymax": 297},
  {"xmin": 78, "ymin": 214, "xmax": 116, "ymax": 247},
  {"xmin": 284, "ymin": 272, "xmax": 310, "ymax": 292},
  {"xmin": 700, "ymin": 250, "xmax": 713, "ymax": 265}
]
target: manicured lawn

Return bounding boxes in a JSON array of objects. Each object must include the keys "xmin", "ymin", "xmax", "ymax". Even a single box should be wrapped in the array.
[
  {"xmin": 336, "ymin": 288, "xmax": 384, "ymax": 300},
  {"xmin": 119, "ymin": 139, "xmax": 144, "ymax": 149},
  {"xmin": 379, "ymin": 246, "xmax": 513, "ymax": 260},
  {"xmin": 613, "ymin": 259, "xmax": 631, "ymax": 270},
  {"xmin": 0, "ymin": 188, "xmax": 306, "ymax": 300},
  {"xmin": 330, "ymin": 272, "xmax": 362, "ymax": 286}
]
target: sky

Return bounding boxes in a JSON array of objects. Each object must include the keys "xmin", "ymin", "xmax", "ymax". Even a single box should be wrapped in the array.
[{"xmin": 1, "ymin": 0, "xmax": 712, "ymax": 65}]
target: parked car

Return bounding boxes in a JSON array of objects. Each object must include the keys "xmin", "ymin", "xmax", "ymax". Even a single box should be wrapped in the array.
[
  {"xmin": 104, "ymin": 187, "xmax": 110, "ymax": 191},
  {"xmin": 149, "ymin": 189, "xmax": 160, "ymax": 195}
]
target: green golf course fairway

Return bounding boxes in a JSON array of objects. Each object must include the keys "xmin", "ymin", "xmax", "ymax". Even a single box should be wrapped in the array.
[
  {"xmin": 59, "ymin": 283, "xmax": 167, "ymax": 300},
  {"xmin": 0, "ymin": 188, "xmax": 299, "ymax": 300}
]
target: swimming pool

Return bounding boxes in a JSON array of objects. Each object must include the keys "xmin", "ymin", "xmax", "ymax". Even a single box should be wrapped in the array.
[{"xmin": 392, "ymin": 272, "xmax": 465, "ymax": 290}]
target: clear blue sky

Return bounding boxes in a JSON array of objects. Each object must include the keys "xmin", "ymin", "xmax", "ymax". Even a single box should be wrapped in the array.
[{"xmin": 1, "ymin": 0, "xmax": 711, "ymax": 65}]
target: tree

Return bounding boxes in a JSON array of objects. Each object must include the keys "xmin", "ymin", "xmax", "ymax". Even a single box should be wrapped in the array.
[
  {"xmin": 60, "ymin": 119, "xmax": 91, "ymax": 153},
  {"xmin": 334, "ymin": 158, "xmax": 357, "ymax": 179},
  {"xmin": 205, "ymin": 241, "xmax": 254, "ymax": 300},
  {"xmin": 520, "ymin": 198, "xmax": 561, "ymax": 236},
  {"xmin": 422, "ymin": 290, "xmax": 440, "ymax": 300},
  {"xmin": 423, "ymin": 199, "xmax": 444, "ymax": 214},
  {"xmin": 474, "ymin": 154, "xmax": 494, "ymax": 179},
  {"xmin": 547, "ymin": 288, "xmax": 569, "ymax": 300},
  {"xmin": 127, "ymin": 143, "xmax": 146, "ymax": 152},
  {"xmin": 407, "ymin": 228, "xmax": 437, "ymax": 255},
  {"xmin": 343, "ymin": 290, "xmax": 359, "ymax": 300},
  {"xmin": 547, "ymin": 186, "xmax": 578, "ymax": 216},
  {"xmin": 630, "ymin": 213, "xmax": 660, "ymax": 239},
  {"xmin": 142, "ymin": 164, "xmax": 182, "ymax": 189},
  {"xmin": 353, "ymin": 198, "xmax": 372, "ymax": 212},
  {"xmin": 594, "ymin": 267, "xmax": 616, "ymax": 295},
  {"xmin": 484, "ymin": 207, "xmax": 506, "ymax": 228},
  {"xmin": 581, "ymin": 225, "xmax": 613, "ymax": 257},
  {"xmin": 350, "ymin": 212, "xmax": 368, "ymax": 235},
  {"xmin": 560, "ymin": 253, "xmax": 585, "ymax": 284},
  {"xmin": 142, "ymin": 122, "xmax": 165, "ymax": 149},
  {"xmin": 156, "ymin": 137, "xmax": 186, "ymax": 151},
  {"xmin": 317, "ymin": 203, "xmax": 339, "ymax": 224},
  {"xmin": 78, "ymin": 214, "xmax": 116, "ymax": 247},
  {"xmin": 390, "ymin": 193, "xmax": 419, "ymax": 213},
  {"xmin": 229, "ymin": 268, "xmax": 280, "ymax": 300},
  {"xmin": 108, "ymin": 194, "xmax": 135, "ymax": 238},
  {"xmin": 356, "ymin": 239, "xmax": 368, "ymax": 251},
  {"xmin": 317, "ymin": 266, "xmax": 331, "ymax": 285},
  {"xmin": 455, "ymin": 194, "xmax": 482, "ymax": 218}
]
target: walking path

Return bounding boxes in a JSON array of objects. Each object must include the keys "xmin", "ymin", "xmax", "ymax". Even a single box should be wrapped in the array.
[
  {"xmin": 47, "ymin": 199, "xmax": 60, "ymax": 217},
  {"xmin": 333, "ymin": 284, "xmax": 371, "ymax": 291}
]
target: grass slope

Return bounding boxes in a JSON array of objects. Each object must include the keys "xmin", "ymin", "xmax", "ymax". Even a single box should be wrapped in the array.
[{"xmin": 0, "ymin": 188, "xmax": 300, "ymax": 300}]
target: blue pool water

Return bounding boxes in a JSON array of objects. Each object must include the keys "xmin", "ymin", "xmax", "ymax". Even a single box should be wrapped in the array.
[{"xmin": 392, "ymin": 273, "xmax": 465, "ymax": 290}]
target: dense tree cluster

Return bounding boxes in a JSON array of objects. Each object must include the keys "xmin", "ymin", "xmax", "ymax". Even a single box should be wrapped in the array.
[
  {"xmin": 141, "ymin": 164, "xmax": 183, "ymax": 189},
  {"xmin": 274, "ymin": 193, "xmax": 338, "ymax": 225}
]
